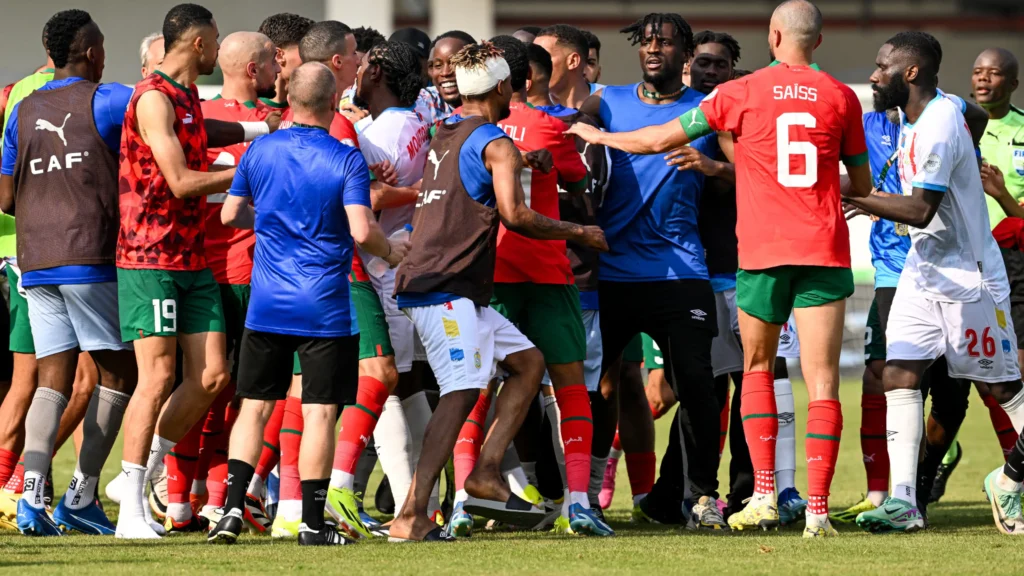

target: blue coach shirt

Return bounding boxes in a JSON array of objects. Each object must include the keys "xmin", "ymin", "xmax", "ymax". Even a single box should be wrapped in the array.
[
  {"xmin": 2, "ymin": 77, "xmax": 133, "ymax": 286},
  {"xmin": 597, "ymin": 84, "xmax": 716, "ymax": 282},
  {"xmin": 230, "ymin": 125, "xmax": 371, "ymax": 337}
]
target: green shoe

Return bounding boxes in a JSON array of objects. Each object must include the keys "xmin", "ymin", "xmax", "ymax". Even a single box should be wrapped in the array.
[
  {"xmin": 855, "ymin": 497, "xmax": 924, "ymax": 534},
  {"xmin": 326, "ymin": 487, "xmax": 372, "ymax": 540},
  {"xmin": 551, "ymin": 515, "xmax": 573, "ymax": 534},
  {"xmin": 630, "ymin": 503, "xmax": 659, "ymax": 524},
  {"xmin": 831, "ymin": 497, "xmax": 877, "ymax": 524},
  {"xmin": 983, "ymin": 467, "xmax": 1024, "ymax": 536}
]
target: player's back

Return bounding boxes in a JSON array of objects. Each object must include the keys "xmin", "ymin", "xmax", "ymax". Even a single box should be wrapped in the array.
[
  {"xmin": 702, "ymin": 62, "xmax": 865, "ymax": 270},
  {"xmin": 899, "ymin": 96, "xmax": 1007, "ymax": 302}
]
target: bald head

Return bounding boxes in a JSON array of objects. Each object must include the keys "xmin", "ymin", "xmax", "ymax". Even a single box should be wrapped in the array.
[
  {"xmin": 219, "ymin": 31, "xmax": 274, "ymax": 78},
  {"xmin": 288, "ymin": 62, "xmax": 338, "ymax": 114},
  {"xmin": 771, "ymin": 0, "xmax": 823, "ymax": 49},
  {"xmin": 976, "ymin": 48, "xmax": 1019, "ymax": 81}
]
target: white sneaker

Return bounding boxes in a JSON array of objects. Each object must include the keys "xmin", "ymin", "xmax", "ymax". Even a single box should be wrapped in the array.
[
  {"xmin": 104, "ymin": 472, "xmax": 125, "ymax": 505},
  {"xmin": 115, "ymin": 516, "xmax": 162, "ymax": 540}
]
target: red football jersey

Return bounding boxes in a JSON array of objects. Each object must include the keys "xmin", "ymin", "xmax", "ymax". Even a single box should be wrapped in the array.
[
  {"xmin": 494, "ymin": 103, "xmax": 586, "ymax": 284},
  {"xmin": 117, "ymin": 71, "xmax": 209, "ymax": 271},
  {"xmin": 698, "ymin": 62, "xmax": 867, "ymax": 270},
  {"xmin": 200, "ymin": 97, "xmax": 265, "ymax": 285}
]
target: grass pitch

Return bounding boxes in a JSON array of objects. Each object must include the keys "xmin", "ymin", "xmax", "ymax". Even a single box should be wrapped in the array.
[{"xmin": 2, "ymin": 379, "xmax": 1023, "ymax": 575}]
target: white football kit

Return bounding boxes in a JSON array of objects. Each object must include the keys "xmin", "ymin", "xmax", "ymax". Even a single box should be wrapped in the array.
[
  {"xmin": 357, "ymin": 108, "xmax": 432, "ymax": 372},
  {"xmin": 886, "ymin": 95, "xmax": 1020, "ymax": 383}
]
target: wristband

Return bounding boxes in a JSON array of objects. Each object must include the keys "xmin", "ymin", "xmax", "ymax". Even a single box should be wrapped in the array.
[{"xmin": 240, "ymin": 121, "xmax": 270, "ymax": 142}]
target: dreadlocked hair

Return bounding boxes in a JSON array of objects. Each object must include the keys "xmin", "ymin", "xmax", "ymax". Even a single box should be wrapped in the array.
[
  {"xmin": 449, "ymin": 41, "xmax": 504, "ymax": 71},
  {"xmin": 367, "ymin": 40, "xmax": 425, "ymax": 107},
  {"xmin": 620, "ymin": 13, "xmax": 694, "ymax": 55},
  {"xmin": 693, "ymin": 30, "xmax": 741, "ymax": 66}
]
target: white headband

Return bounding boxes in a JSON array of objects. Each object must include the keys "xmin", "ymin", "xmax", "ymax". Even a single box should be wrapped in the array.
[{"xmin": 455, "ymin": 57, "xmax": 511, "ymax": 96}]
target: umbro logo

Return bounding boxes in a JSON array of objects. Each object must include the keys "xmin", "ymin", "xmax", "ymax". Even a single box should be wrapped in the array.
[
  {"xmin": 979, "ymin": 358, "xmax": 994, "ymax": 368},
  {"xmin": 777, "ymin": 412, "xmax": 795, "ymax": 425},
  {"xmin": 886, "ymin": 430, "xmax": 897, "ymax": 439},
  {"xmin": 691, "ymin": 309, "xmax": 707, "ymax": 321},
  {"xmin": 315, "ymin": 489, "xmax": 328, "ymax": 497}
]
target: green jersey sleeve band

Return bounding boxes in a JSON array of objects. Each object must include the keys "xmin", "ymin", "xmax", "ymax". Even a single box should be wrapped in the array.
[
  {"xmin": 842, "ymin": 151, "xmax": 869, "ymax": 168},
  {"xmin": 678, "ymin": 108, "xmax": 714, "ymax": 141},
  {"xmin": 562, "ymin": 174, "xmax": 590, "ymax": 195}
]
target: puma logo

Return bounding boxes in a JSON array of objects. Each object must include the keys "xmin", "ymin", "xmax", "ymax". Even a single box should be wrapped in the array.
[
  {"xmin": 687, "ymin": 111, "xmax": 705, "ymax": 130},
  {"xmin": 360, "ymin": 435, "xmax": 370, "ymax": 446},
  {"xmin": 428, "ymin": 149, "xmax": 450, "ymax": 179},
  {"xmin": 35, "ymin": 113, "xmax": 71, "ymax": 146}
]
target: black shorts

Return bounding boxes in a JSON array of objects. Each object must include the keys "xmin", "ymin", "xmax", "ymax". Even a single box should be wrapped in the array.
[
  {"xmin": 236, "ymin": 329, "xmax": 359, "ymax": 405},
  {"xmin": 1003, "ymin": 248, "xmax": 1024, "ymax": 350},
  {"xmin": 874, "ymin": 286, "xmax": 897, "ymax": 337}
]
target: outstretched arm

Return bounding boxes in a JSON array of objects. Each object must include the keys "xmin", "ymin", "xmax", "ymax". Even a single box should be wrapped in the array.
[
  {"xmin": 136, "ymin": 90, "xmax": 234, "ymax": 198},
  {"xmin": 844, "ymin": 186, "xmax": 943, "ymax": 228},
  {"xmin": 565, "ymin": 114, "xmax": 695, "ymax": 155},
  {"xmin": 487, "ymin": 137, "xmax": 606, "ymax": 251}
]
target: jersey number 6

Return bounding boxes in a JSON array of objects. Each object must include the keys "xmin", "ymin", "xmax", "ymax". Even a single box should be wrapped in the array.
[{"xmin": 776, "ymin": 113, "xmax": 817, "ymax": 188}]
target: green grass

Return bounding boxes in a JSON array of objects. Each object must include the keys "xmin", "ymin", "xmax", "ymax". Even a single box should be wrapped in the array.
[{"xmin": 3, "ymin": 379, "xmax": 1024, "ymax": 575}]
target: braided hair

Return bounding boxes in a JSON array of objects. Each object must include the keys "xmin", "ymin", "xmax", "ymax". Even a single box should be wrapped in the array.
[
  {"xmin": 620, "ymin": 13, "xmax": 694, "ymax": 56},
  {"xmin": 367, "ymin": 40, "xmax": 425, "ymax": 107},
  {"xmin": 449, "ymin": 41, "xmax": 504, "ymax": 70},
  {"xmin": 693, "ymin": 30, "xmax": 741, "ymax": 66}
]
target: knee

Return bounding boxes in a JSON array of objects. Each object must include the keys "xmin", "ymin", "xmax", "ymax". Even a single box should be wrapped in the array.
[
  {"xmin": 363, "ymin": 357, "xmax": 399, "ymax": 389},
  {"xmin": 987, "ymin": 380, "xmax": 1023, "ymax": 405},
  {"xmin": 508, "ymin": 347, "xmax": 545, "ymax": 381},
  {"xmin": 202, "ymin": 367, "xmax": 231, "ymax": 396}
]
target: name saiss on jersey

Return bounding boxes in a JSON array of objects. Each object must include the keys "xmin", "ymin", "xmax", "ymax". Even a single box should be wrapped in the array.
[{"xmin": 29, "ymin": 113, "xmax": 89, "ymax": 174}]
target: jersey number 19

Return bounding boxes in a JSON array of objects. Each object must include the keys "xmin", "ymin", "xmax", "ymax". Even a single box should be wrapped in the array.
[{"xmin": 776, "ymin": 113, "xmax": 817, "ymax": 188}]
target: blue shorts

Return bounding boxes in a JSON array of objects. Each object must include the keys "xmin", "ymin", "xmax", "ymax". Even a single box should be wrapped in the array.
[{"xmin": 26, "ymin": 282, "xmax": 132, "ymax": 358}]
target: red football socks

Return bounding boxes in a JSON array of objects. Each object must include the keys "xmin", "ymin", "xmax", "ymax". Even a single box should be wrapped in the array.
[
  {"xmin": 454, "ymin": 392, "xmax": 491, "ymax": 492},
  {"xmin": 720, "ymin": 387, "xmax": 730, "ymax": 458},
  {"xmin": 741, "ymin": 371, "xmax": 777, "ymax": 494},
  {"xmin": 806, "ymin": 399, "xmax": 843, "ymax": 514},
  {"xmin": 254, "ymin": 400, "xmax": 286, "ymax": 481},
  {"xmin": 333, "ymin": 377, "xmax": 389, "ymax": 475},
  {"xmin": 0, "ymin": 448, "xmax": 17, "ymax": 487},
  {"xmin": 982, "ymin": 392, "xmax": 1017, "ymax": 460},
  {"xmin": 279, "ymin": 396, "xmax": 304, "ymax": 502},
  {"xmin": 861, "ymin": 393, "xmax": 889, "ymax": 492},
  {"xmin": 624, "ymin": 452, "xmax": 656, "ymax": 497},
  {"xmin": 555, "ymin": 384, "xmax": 593, "ymax": 495},
  {"xmin": 166, "ymin": 419, "xmax": 202, "ymax": 504}
]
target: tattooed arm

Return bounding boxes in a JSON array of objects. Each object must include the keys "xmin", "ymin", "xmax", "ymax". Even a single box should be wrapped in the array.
[{"xmin": 486, "ymin": 137, "xmax": 607, "ymax": 250}]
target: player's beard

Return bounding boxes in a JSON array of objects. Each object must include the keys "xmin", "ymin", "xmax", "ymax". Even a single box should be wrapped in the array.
[
  {"xmin": 643, "ymin": 65, "xmax": 681, "ymax": 94},
  {"xmin": 872, "ymin": 74, "xmax": 910, "ymax": 112},
  {"xmin": 352, "ymin": 93, "xmax": 370, "ymax": 109},
  {"xmin": 256, "ymin": 83, "xmax": 276, "ymax": 100}
]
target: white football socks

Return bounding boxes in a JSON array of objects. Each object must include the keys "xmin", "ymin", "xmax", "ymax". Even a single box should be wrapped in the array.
[
  {"xmin": 885, "ymin": 388, "xmax": 923, "ymax": 507},
  {"xmin": 774, "ymin": 378, "xmax": 797, "ymax": 492},
  {"xmin": 374, "ymin": 396, "xmax": 414, "ymax": 513}
]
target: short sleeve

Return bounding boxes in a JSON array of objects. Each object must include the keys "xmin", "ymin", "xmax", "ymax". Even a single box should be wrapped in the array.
[
  {"xmin": 341, "ymin": 150, "xmax": 371, "ymax": 208},
  {"xmin": 548, "ymin": 117, "xmax": 587, "ymax": 189},
  {"xmin": 1, "ymin": 102, "xmax": 20, "ymax": 176},
  {"xmin": 95, "ymin": 83, "xmax": 134, "ymax": 152},
  {"xmin": 909, "ymin": 119, "xmax": 955, "ymax": 193},
  {"xmin": 228, "ymin": 148, "xmax": 252, "ymax": 197},
  {"xmin": 697, "ymin": 78, "xmax": 746, "ymax": 134},
  {"xmin": 839, "ymin": 86, "xmax": 868, "ymax": 167},
  {"xmin": 330, "ymin": 113, "xmax": 359, "ymax": 148}
]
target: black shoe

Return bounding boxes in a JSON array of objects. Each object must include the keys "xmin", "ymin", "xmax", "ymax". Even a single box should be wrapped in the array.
[
  {"xmin": 588, "ymin": 500, "xmax": 607, "ymax": 523},
  {"xmin": 207, "ymin": 508, "xmax": 244, "ymax": 544},
  {"xmin": 297, "ymin": 523, "xmax": 352, "ymax": 546},
  {"xmin": 929, "ymin": 441, "xmax": 962, "ymax": 504},
  {"xmin": 167, "ymin": 514, "xmax": 211, "ymax": 534},
  {"xmin": 375, "ymin": 475, "xmax": 394, "ymax": 515}
]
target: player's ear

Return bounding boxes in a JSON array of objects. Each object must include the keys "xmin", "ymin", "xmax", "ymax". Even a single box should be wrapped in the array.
[
  {"xmin": 193, "ymin": 34, "xmax": 204, "ymax": 57},
  {"xmin": 331, "ymin": 53, "xmax": 343, "ymax": 71},
  {"xmin": 905, "ymin": 64, "xmax": 919, "ymax": 84},
  {"xmin": 814, "ymin": 34, "xmax": 822, "ymax": 50},
  {"xmin": 567, "ymin": 51, "xmax": 581, "ymax": 71}
]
